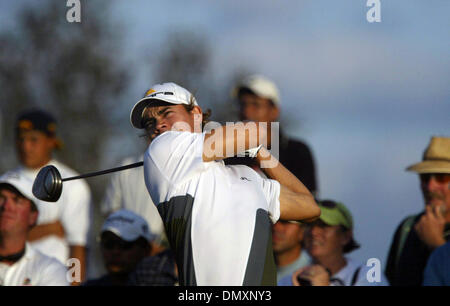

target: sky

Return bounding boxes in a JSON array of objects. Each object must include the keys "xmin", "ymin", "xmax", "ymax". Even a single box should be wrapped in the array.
[{"xmin": 1, "ymin": 0, "xmax": 449, "ymax": 275}]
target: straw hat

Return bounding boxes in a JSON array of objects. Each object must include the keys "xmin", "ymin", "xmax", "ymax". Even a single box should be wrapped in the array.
[{"xmin": 406, "ymin": 136, "xmax": 450, "ymax": 174}]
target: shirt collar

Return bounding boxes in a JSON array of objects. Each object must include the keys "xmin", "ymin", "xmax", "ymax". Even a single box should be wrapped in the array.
[{"xmin": 23, "ymin": 242, "xmax": 36, "ymax": 260}]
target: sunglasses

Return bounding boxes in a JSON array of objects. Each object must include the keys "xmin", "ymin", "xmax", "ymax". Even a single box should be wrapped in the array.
[
  {"xmin": 420, "ymin": 173, "xmax": 450, "ymax": 184},
  {"xmin": 101, "ymin": 239, "xmax": 136, "ymax": 251}
]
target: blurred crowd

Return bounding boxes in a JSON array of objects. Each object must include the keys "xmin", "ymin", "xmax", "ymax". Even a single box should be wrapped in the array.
[{"xmin": 0, "ymin": 75, "xmax": 449, "ymax": 286}]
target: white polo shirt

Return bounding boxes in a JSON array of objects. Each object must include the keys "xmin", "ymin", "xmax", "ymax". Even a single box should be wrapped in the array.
[
  {"xmin": 101, "ymin": 154, "xmax": 167, "ymax": 244},
  {"xmin": 11, "ymin": 159, "xmax": 92, "ymax": 264},
  {"xmin": 0, "ymin": 243, "xmax": 69, "ymax": 286},
  {"xmin": 143, "ymin": 131, "xmax": 281, "ymax": 286}
]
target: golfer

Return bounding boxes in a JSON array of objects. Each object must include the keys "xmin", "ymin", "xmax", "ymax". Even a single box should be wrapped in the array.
[{"xmin": 130, "ymin": 82, "xmax": 320, "ymax": 285}]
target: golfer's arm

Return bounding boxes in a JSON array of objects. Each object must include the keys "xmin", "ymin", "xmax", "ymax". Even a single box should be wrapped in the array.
[
  {"xmin": 256, "ymin": 147, "xmax": 320, "ymax": 222},
  {"xmin": 202, "ymin": 122, "xmax": 266, "ymax": 162}
]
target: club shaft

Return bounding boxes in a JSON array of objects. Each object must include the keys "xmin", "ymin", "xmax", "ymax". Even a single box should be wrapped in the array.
[{"xmin": 61, "ymin": 161, "xmax": 144, "ymax": 182}]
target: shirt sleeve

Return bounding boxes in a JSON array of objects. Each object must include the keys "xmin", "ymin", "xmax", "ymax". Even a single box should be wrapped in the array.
[
  {"xmin": 38, "ymin": 257, "xmax": 70, "ymax": 286},
  {"xmin": 259, "ymin": 177, "xmax": 281, "ymax": 224},
  {"xmin": 60, "ymin": 179, "xmax": 92, "ymax": 246},
  {"xmin": 147, "ymin": 131, "xmax": 206, "ymax": 186}
]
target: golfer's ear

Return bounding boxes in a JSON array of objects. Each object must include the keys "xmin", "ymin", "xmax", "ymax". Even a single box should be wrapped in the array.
[{"xmin": 191, "ymin": 105, "xmax": 202, "ymax": 115}]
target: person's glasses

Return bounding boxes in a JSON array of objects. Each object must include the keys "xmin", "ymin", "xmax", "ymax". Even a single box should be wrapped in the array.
[
  {"xmin": 420, "ymin": 173, "xmax": 450, "ymax": 184},
  {"xmin": 320, "ymin": 200, "xmax": 338, "ymax": 208},
  {"xmin": 101, "ymin": 239, "xmax": 135, "ymax": 250}
]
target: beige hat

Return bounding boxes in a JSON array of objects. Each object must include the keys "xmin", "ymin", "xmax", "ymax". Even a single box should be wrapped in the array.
[{"xmin": 406, "ymin": 136, "xmax": 450, "ymax": 174}]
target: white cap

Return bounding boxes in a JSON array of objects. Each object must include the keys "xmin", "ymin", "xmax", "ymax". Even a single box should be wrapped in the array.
[
  {"xmin": 130, "ymin": 82, "xmax": 198, "ymax": 129},
  {"xmin": 101, "ymin": 209, "xmax": 155, "ymax": 242},
  {"xmin": 0, "ymin": 171, "xmax": 37, "ymax": 204},
  {"xmin": 233, "ymin": 75, "xmax": 280, "ymax": 106}
]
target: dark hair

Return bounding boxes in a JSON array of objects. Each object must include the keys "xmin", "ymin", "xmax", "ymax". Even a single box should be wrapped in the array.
[
  {"xmin": 237, "ymin": 87, "xmax": 276, "ymax": 107},
  {"xmin": 182, "ymin": 95, "xmax": 211, "ymax": 128},
  {"xmin": 339, "ymin": 225, "xmax": 360, "ymax": 253}
]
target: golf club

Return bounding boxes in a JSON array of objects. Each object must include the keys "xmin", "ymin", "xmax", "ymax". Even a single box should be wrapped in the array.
[{"xmin": 32, "ymin": 161, "xmax": 143, "ymax": 202}]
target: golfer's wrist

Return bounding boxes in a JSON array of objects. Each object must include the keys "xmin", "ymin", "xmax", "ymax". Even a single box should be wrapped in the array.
[{"xmin": 255, "ymin": 146, "xmax": 270, "ymax": 163}]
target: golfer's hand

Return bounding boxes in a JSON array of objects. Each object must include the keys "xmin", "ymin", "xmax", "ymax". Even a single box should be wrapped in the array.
[
  {"xmin": 292, "ymin": 265, "xmax": 330, "ymax": 286},
  {"xmin": 414, "ymin": 205, "xmax": 446, "ymax": 250}
]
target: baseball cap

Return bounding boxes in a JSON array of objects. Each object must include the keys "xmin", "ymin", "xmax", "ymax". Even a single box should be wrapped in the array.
[
  {"xmin": 16, "ymin": 109, "xmax": 63, "ymax": 149},
  {"xmin": 101, "ymin": 209, "xmax": 155, "ymax": 242},
  {"xmin": 0, "ymin": 171, "xmax": 38, "ymax": 209},
  {"xmin": 406, "ymin": 136, "xmax": 450, "ymax": 174},
  {"xmin": 318, "ymin": 200, "xmax": 354, "ymax": 229},
  {"xmin": 232, "ymin": 75, "xmax": 280, "ymax": 106},
  {"xmin": 130, "ymin": 82, "xmax": 198, "ymax": 129},
  {"xmin": 317, "ymin": 200, "xmax": 360, "ymax": 253}
]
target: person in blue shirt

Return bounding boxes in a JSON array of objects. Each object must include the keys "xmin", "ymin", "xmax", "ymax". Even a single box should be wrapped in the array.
[{"xmin": 423, "ymin": 241, "xmax": 450, "ymax": 286}]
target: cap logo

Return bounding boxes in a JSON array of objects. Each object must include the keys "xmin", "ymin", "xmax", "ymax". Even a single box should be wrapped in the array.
[
  {"xmin": 146, "ymin": 91, "xmax": 175, "ymax": 98},
  {"xmin": 18, "ymin": 120, "xmax": 33, "ymax": 130},
  {"xmin": 145, "ymin": 89, "xmax": 156, "ymax": 97},
  {"xmin": 107, "ymin": 215, "xmax": 135, "ymax": 225}
]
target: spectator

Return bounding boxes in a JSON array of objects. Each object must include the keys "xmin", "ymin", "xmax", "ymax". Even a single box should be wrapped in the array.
[
  {"xmin": 227, "ymin": 75, "xmax": 318, "ymax": 196},
  {"xmin": 128, "ymin": 249, "xmax": 178, "ymax": 286},
  {"xmin": 279, "ymin": 200, "xmax": 385, "ymax": 286},
  {"xmin": 83, "ymin": 209, "xmax": 176, "ymax": 286},
  {"xmin": 385, "ymin": 136, "xmax": 450, "ymax": 286},
  {"xmin": 101, "ymin": 153, "xmax": 168, "ymax": 253},
  {"xmin": 272, "ymin": 220, "xmax": 311, "ymax": 283},
  {"xmin": 0, "ymin": 171, "xmax": 69, "ymax": 286},
  {"xmin": 12, "ymin": 109, "xmax": 92, "ymax": 284},
  {"xmin": 423, "ymin": 241, "xmax": 450, "ymax": 286}
]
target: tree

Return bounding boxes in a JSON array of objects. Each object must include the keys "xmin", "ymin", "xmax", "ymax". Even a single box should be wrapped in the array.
[{"xmin": 0, "ymin": 0, "xmax": 130, "ymax": 203}]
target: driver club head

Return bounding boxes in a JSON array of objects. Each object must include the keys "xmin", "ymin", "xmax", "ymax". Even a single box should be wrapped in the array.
[{"xmin": 32, "ymin": 165, "xmax": 63, "ymax": 202}]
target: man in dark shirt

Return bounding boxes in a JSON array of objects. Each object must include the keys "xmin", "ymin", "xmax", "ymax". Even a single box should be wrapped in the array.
[
  {"xmin": 227, "ymin": 74, "xmax": 318, "ymax": 195},
  {"xmin": 385, "ymin": 136, "xmax": 450, "ymax": 286}
]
